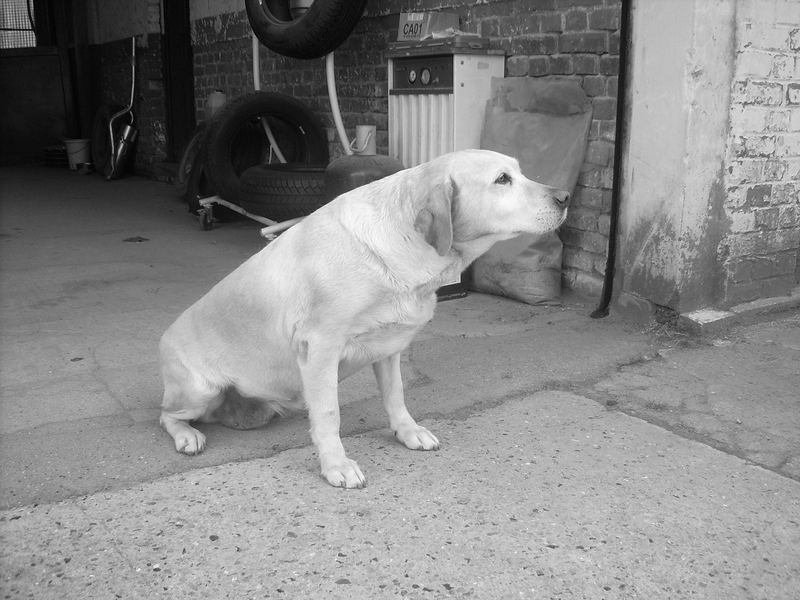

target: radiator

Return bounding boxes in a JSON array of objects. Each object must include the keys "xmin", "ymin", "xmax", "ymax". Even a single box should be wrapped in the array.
[
  {"xmin": 389, "ymin": 93, "xmax": 454, "ymax": 168},
  {"xmin": 387, "ymin": 52, "xmax": 505, "ymax": 168}
]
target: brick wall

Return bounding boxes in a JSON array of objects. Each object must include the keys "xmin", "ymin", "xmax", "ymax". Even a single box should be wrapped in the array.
[
  {"xmin": 190, "ymin": 0, "xmax": 621, "ymax": 296},
  {"xmin": 192, "ymin": 11, "xmax": 255, "ymax": 116},
  {"xmin": 191, "ymin": 8, "xmax": 396, "ymax": 152},
  {"xmin": 91, "ymin": 34, "xmax": 169, "ymax": 175},
  {"xmin": 464, "ymin": 0, "xmax": 620, "ymax": 294},
  {"xmin": 721, "ymin": 1, "xmax": 800, "ymax": 306},
  {"xmin": 90, "ymin": 0, "xmax": 168, "ymax": 175}
]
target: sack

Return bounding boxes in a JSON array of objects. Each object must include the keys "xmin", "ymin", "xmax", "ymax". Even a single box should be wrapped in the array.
[
  {"xmin": 471, "ymin": 232, "xmax": 564, "ymax": 305},
  {"xmin": 472, "ymin": 78, "xmax": 592, "ymax": 305}
]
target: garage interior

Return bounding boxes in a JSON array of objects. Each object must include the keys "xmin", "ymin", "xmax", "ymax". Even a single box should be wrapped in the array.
[{"xmin": 2, "ymin": 0, "xmax": 798, "ymax": 314}]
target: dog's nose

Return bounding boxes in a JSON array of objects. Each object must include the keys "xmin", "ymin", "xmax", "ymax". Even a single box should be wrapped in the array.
[{"xmin": 552, "ymin": 190, "xmax": 570, "ymax": 208}]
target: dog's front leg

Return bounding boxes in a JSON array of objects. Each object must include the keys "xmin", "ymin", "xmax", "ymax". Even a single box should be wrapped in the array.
[
  {"xmin": 297, "ymin": 336, "xmax": 366, "ymax": 488},
  {"xmin": 373, "ymin": 353, "xmax": 440, "ymax": 451}
]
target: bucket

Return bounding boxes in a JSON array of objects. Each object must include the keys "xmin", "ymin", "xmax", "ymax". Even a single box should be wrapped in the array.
[
  {"xmin": 206, "ymin": 90, "xmax": 227, "ymax": 121},
  {"xmin": 350, "ymin": 125, "xmax": 376, "ymax": 156},
  {"xmin": 64, "ymin": 138, "xmax": 90, "ymax": 170}
]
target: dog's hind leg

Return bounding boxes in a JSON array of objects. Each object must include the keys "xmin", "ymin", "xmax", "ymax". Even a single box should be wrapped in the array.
[
  {"xmin": 160, "ymin": 407, "xmax": 216, "ymax": 455},
  {"xmin": 159, "ymin": 352, "xmax": 224, "ymax": 455}
]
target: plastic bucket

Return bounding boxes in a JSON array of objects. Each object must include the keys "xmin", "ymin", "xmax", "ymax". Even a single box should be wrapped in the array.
[
  {"xmin": 64, "ymin": 138, "xmax": 90, "ymax": 170},
  {"xmin": 350, "ymin": 125, "xmax": 376, "ymax": 156}
]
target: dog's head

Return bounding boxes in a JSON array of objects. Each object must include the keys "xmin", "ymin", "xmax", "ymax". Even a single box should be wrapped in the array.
[{"xmin": 414, "ymin": 149, "xmax": 569, "ymax": 256}]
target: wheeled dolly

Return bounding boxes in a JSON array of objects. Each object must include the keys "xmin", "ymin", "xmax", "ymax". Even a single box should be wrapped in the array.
[{"xmin": 197, "ymin": 195, "xmax": 303, "ymax": 240}]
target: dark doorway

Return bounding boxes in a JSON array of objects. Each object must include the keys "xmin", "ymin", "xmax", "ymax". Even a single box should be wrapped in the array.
[
  {"xmin": 0, "ymin": 0, "xmax": 74, "ymax": 165},
  {"xmin": 162, "ymin": 0, "xmax": 195, "ymax": 162}
]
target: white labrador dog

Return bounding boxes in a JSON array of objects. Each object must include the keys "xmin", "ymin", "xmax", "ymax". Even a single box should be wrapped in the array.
[{"xmin": 159, "ymin": 149, "xmax": 569, "ymax": 488}]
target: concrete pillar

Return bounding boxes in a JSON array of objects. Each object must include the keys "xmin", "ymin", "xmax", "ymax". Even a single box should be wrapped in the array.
[{"xmin": 614, "ymin": 0, "xmax": 736, "ymax": 314}]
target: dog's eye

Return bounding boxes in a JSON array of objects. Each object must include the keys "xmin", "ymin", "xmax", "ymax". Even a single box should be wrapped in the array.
[{"xmin": 494, "ymin": 172, "xmax": 512, "ymax": 185}]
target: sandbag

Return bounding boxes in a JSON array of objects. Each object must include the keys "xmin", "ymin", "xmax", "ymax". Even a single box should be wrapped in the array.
[{"xmin": 472, "ymin": 78, "xmax": 592, "ymax": 305}]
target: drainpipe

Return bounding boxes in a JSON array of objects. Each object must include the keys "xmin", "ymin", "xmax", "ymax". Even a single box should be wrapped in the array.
[{"xmin": 590, "ymin": 0, "xmax": 632, "ymax": 319}]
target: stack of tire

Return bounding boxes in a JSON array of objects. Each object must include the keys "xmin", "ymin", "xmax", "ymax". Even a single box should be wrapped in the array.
[
  {"xmin": 176, "ymin": 92, "xmax": 330, "ymax": 222},
  {"xmin": 176, "ymin": 0, "xmax": 368, "ymax": 223}
]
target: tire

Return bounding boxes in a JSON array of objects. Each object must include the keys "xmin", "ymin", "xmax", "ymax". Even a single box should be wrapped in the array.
[
  {"xmin": 184, "ymin": 147, "xmax": 242, "ymax": 222},
  {"xmin": 204, "ymin": 92, "xmax": 329, "ymax": 205},
  {"xmin": 183, "ymin": 146, "xmax": 212, "ymax": 215},
  {"xmin": 91, "ymin": 103, "xmax": 123, "ymax": 177},
  {"xmin": 246, "ymin": 0, "xmax": 367, "ymax": 59},
  {"xmin": 175, "ymin": 123, "xmax": 208, "ymax": 198},
  {"xmin": 239, "ymin": 164, "xmax": 328, "ymax": 221}
]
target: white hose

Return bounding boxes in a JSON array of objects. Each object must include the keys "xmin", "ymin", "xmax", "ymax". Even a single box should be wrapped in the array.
[
  {"xmin": 253, "ymin": 32, "xmax": 287, "ymax": 164},
  {"xmin": 326, "ymin": 52, "xmax": 353, "ymax": 155},
  {"xmin": 252, "ymin": 33, "xmax": 260, "ymax": 92}
]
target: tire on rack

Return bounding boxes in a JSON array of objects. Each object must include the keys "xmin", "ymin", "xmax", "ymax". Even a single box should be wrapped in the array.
[
  {"xmin": 246, "ymin": 0, "xmax": 368, "ymax": 60},
  {"xmin": 183, "ymin": 146, "xmax": 211, "ymax": 215},
  {"xmin": 175, "ymin": 122, "xmax": 208, "ymax": 198},
  {"xmin": 204, "ymin": 91, "xmax": 329, "ymax": 206},
  {"xmin": 184, "ymin": 143, "xmax": 243, "ymax": 222},
  {"xmin": 239, "ymin": 164, "xmax": 328, "ymax": 222},
  {"xmin": 91, "ymin": 103, "xmax": 124, "ymax": 177}
]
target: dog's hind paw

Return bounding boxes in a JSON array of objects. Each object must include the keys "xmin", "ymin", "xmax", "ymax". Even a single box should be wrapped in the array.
[
  {"xmin": 174, "ymin": 428, "xmax": 206, "ymax": 455},
  {"xmin": 395, "ymin": 423, "xmax": 440, "ymax": 451}
]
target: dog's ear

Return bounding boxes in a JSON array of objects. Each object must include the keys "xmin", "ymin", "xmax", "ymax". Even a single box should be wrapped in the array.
[{"xmin": 414, "ymin": 177, "xmax": 454, "ymax": 256}]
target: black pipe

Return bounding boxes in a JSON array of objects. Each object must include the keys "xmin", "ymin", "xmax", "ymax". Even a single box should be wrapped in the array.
[{"xmin": 590, "ymin": 0, "xmax": 632, "ymax": 319}]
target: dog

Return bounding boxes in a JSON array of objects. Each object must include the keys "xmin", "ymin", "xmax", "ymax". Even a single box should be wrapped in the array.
[{"xmin": 159, "ymin": 149, "xmax": 569, "ymax": 488}]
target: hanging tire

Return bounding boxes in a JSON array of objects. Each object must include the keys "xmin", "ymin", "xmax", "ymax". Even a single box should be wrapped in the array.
[
  {"xmin": 204, "ymin": 91, "xmax": 329, "ymax": 205},
  {"xmin": 246, "ymin": 0, "xmax": 367, "ymax": 60},
  {"xmin": 91, "ymin": 103, "xmax": 123, "ymax": 177},
  {"xmin": 239, "ymin": 164, "xmax": 328, "ymax": 222}
]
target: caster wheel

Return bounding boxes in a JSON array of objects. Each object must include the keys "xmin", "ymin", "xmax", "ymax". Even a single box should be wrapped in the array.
[{"xmin": 200, "ymin": 209, "xmax": 213, "ymax": 230}]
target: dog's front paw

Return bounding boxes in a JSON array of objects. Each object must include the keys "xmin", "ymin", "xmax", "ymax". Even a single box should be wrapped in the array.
[
  {"xmin": 394, "ymin": 423, "xmax": 440, "ymax": 451},
  {"xmin": 321, "ymin": 457, "xmax": 366, "ymax": 489}
]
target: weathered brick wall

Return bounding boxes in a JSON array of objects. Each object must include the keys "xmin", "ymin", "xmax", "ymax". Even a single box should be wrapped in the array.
[
  {"xmin": 91, "ymin": 34, "xmax": 168, "ymax": 175},
  {"xmin": 192, "ymin": 11, "xmax": 255, "ymax": 117},
  {"xmin": 190, "ymin": 0, "xmax": 621, "ymax": 296},
  {"xmin": 90, "ymin": 0, "xmax": 168, "ymax": 176},
  {"xmin": 722, "ymin": 1, "xmax": 800, "ymax": 306},
  {"xmin": 191, "ymin": 8, "xmax": 395, "ymax": 151},
  {"xmin": 465, "ymin": 0, "xmax": 620, "ymax": 294}
]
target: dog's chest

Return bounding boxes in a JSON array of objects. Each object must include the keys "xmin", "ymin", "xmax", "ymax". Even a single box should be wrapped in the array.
[{"xmin": 342, "ymin": 292, "xmax": 435, "ymax": 364}]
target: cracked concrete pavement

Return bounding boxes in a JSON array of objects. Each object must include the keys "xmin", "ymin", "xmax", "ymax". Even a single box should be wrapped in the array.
[
  {"xmin": 590, "ymin": 314, "xmax": 800, "ymax": 480},
  {"xmin": 1, "ymin": 167, "xmax": 798, "ymax": 598}
]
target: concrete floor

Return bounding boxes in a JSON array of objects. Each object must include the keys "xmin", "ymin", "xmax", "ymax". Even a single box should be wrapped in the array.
[{"xmin": 1, "ymin": 166, "xmax": 799, "ymax": 599}]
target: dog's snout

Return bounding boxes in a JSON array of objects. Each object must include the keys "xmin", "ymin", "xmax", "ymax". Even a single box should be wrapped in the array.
[{"xmin": 552, "ymin": 190, "xmax": 570, "ymax": 208}]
